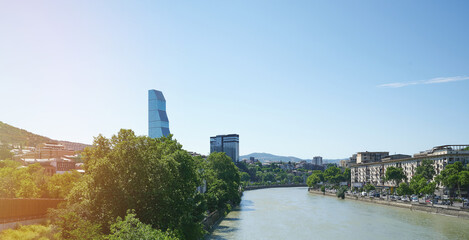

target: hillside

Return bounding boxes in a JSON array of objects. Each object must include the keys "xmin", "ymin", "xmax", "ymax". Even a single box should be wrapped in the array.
[
  {"xmin": 0, "ymin": 121, "xmax": 89, "ymax": 150},
  {"xmin": 0, "ymin": 121, "xmax": 52, "ymax": 147},
  {"xmin": 240, "ymin": 152, "xmax": 346, "ymax": 164}
]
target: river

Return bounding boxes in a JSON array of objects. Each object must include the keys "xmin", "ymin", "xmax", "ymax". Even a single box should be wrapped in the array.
[{"xmin": 209, "ymin": 187, "xmax": 469, "ymax": 240}]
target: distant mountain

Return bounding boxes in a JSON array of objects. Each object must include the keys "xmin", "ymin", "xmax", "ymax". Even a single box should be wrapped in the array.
[
  {"xmin": 240, "ymin": 152, "xmax": 347, "ymax": 164},
  {"xmin": 240, "ymin": 153, "xmax": 304, "ymax": 163},
  {"xmin": 0, "ymin": 121, "xmax": 90, "ymax": 150}
]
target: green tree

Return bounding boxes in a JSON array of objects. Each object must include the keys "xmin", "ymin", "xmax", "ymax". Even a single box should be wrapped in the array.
[
  {"xmin": 293, "ymin": 175, "xmax": 303, "ymax": 184},
  {"xmin": 435, "ymin": 162, "xmax": 464, "ymax": 199},
  {"xmin": 68, "ymin": 130, "xmax": 205, "ymax": 239},
  {"xmin": 415, "ymin": 160, "xmax": 436, "ymax": 181},
  {"xmin": 53, "ymin": 211, "xmax": 103, "ymax": 240},
  {"xmin": 204, "ymin": 152, "xmax": 241, "ymax": 212},
  {"xmin": 324, "ymin": 166, "xmax": 344, "ymax": 185},
  {"xmin": 307, "ymin": 174, "xmax": 320, "ymax": 188},
  {"xmin": 107, "ymin": 210, "xmax": 178, "ymax": 240},
  {"xmin": 343, "ymin": 168, "xmax": 351, "ymax": 185},
  {"xmin": 396, "ymin": 182, "xmax": 412, "ymax": 196},
  {"xmin": 47, "ymin": 170, "xmax": 82, "ymax": 198},
  {"xmin": 240, "ymin": 172, "xmax": 250, "ymax": 182},
  {"xmin": 0, "ymin": 162, "xmax": 48, "ymax": 198},
  {"xmin": 312, "ymin": 170, "xmax": 324, "ymax": 182},
  {"xmin": 263, "ymin": 172, "xmax": 275, "ymax": 182},
  {"xmin": 385, "ymin": 167, "xmax": 407, "ymax": 187},
  {"xmin": 460, "ymin": 170, "xmax": 469, "ymax": 206},
  {"xmin": 363, "ymin": 184, "xmax": 375, "ymax": 193},
  {"xmin": 0, "ymin": 146, "xmax": 13, "ymax": 160},
  {"xmin": 336, "ymin": 186, "xmax": 347, "ymax": 199}
]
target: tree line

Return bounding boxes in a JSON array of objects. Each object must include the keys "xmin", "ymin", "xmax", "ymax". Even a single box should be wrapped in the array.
[
  {"xmin": 0, "ymin": 129, "xmax": 242, "ymax": 240},
  {"xmin": 385, "ymin": 160, "xmax": 469, "ymax": 198}
]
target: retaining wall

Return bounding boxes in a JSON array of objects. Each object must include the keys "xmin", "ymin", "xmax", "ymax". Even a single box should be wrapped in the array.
[{"xmin": 244, "ymin": 184, "xmax": 307, "ymax": 191}]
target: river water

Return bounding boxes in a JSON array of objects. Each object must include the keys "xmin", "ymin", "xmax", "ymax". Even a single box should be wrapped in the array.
[{"xmin": 209, "ymin": 187, "xmax": 469, "ymax": 240}]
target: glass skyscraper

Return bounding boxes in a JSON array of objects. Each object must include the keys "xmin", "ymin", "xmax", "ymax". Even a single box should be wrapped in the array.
[
  {"xmin": 210, "ymin": 134, "xmax": 239, "ymax": 163},
  {"xmin": 148, "ymin": 89, "xmax": 170, "ymax": 138}
]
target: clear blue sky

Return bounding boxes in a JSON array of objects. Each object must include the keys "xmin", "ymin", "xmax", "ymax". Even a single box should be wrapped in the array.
[{"xmin": 1, "ymin": 1, "xmax": 468, "ymax": 159}]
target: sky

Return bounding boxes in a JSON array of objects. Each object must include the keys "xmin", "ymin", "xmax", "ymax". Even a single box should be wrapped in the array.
[{"xmin": 1, "ymin": 1, "xmax": 468, "ymax": 159}]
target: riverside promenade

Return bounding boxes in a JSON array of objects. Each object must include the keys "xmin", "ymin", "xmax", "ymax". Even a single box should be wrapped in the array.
[{"xmin": 308, "ymin": 189, "xmax": 469, "ymax": 220}]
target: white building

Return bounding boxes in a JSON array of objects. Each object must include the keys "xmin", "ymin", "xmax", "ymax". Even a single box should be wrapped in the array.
[{"xmin": 351, "ymin": 145, "xmax": 469, "ymax": 187}]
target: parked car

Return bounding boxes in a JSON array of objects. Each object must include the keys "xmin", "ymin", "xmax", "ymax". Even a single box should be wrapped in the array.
[
  {"xmin": 401, "ymin": 196, "xmax": 410, "ymax": 202},
  {"xmin": 361, "ymin": 192, "xmax": 367, "ymax": 197},
  {"xmin": 441, "ymin": 200, "xmax": 451, "ymax": 205},
  {"xmin": 411, "ymin": 196, "xmax": 419, "ymax": 202}
]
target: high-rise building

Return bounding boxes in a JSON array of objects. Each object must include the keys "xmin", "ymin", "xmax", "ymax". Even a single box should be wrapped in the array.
[
  {"xmin": 313, "ymin": 156, "xmax": 323, "ymax": 165},
  {"xmin": 210, "ymin": 134, "xmax": 239, "ymax": 163},
  {"xmin": 148, "ymin": 89, "xmax": 170, "ymax": 138}
]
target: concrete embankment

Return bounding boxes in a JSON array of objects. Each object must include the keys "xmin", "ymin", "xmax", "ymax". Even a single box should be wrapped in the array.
[
  {"xmin": 309, "ymin": 189, "xmax": 469, "ymax": 220},
  {"xmin": 244, "ymin": 184, "xmax": 307, "ymax": 191}
]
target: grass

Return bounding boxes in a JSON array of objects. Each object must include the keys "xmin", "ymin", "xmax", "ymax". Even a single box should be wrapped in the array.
[{"xmin": 0, "ymin": 224, "xmax": 59, "ymax": 240}]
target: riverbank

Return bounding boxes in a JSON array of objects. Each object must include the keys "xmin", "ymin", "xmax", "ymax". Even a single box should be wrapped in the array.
[
  {"xmin": 308, "ymin": 189, "xmax": 469, "ymax": 220},
  {"xmin": 244, "ymin": 183, "xmax": 307, "ymax": 191}
]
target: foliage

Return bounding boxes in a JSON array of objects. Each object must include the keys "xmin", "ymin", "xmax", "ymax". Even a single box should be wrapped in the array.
[
  {"xmin": 312, "ymin": 170, "xmax": 325, "ymax": 182},
  {"xmin": 307, "ymin": 174, "xmax": 321, "ymax": 188},
  {"xmin": 324, "ymin": 166, "xmax": 344, "ymax": 184},
  {"xmin": 0, "ymin": 145, "xmax": 13, "ymax": 160},
  {"xmin": 293, "ymin": 175, "xmax": 303, "ymax": 184},
  {"xmin": 343, "ymin": 168, "xmax": 351, "ymax": 184},
  {"xmin": 107, "ymin": 210, "xmax": 178, "ymax": 240},
  {"xmin": 435, "ymin": 162, "xmax": 465, "ymax": 198},
  {"xmin": 396, "ymin": 182, "xmax": 413, "ymax": 196},
  {"xmin": 336, "ymin": 186, "xmax": 347, "ymax": 199},
  {"xmin": 0, "ymin": 224, "xmax": 59, "ymax": 240},
  {"xmin": 203, "ymin": 152, "xmax": 241, "ymax": 212},
  {"xmin": 415, "ymin": 160, "xmax": 436, "ymax": 181},
  {"xmin": 68, "ymin": 129, "xmax": 205, "ymax": 239},
  {"xmin": 321, "ymin": 185, "xmax": 325, "ymax": 193},
  {"xmin": 385, "ymin": 167, "xmax": 407, "ymax": 186},
  {"xmin": 0, "ymin": 161, "xmax": 49, "ymax": 198},
  {"xmin": 240, "ymin": 171, "xmax": 250, "ymax": 182},
  {"xmin": 263, "ymin": 172, "xmax": 275, "ymax": 182},
  {"xmin": 363, "ymin": 184, "xmax": 375, "ymax": 192},
  {"xmin": 47, "ymin": 170, "xmax": 82, "ymax": 198},
  {"xmin": 409, "ymin": 174, "xmax": 436, "ymax": 195},
  {"xmin": 53, "ymin": 211, "xmax": 103, "ymax": 240}
]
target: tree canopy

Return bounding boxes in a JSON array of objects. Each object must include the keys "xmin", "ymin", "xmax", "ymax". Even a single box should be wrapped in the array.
[
  {"xmin": 415, "ymin": 160, "xmax": 436, "ymax": 181},
  {"xmin": 435, "ymin": 162, "xmax": 469, "ymax": 198},
  {"xmin": 396, "ymin": 182, "xmax": 413, "ymax": 196},
  {"xmin": 385, "ymin": 166, "xmax": 406, "ymax": 186},
  {"xmin": 202, "ymin": 152, "xmax": 241, "ymax": 212},
  {"xmin": 67, "ymin": 129, "xmax": 206, "ymax": 239}
]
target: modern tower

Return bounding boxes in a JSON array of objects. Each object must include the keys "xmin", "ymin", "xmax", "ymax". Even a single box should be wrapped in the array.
[
  {"xmin": 210, "ymin": 134, "xmax": 239, "ymax": 163},
  {"xmin": 148, "ymin": 89, "xmax": 170, "ymax": 138}
]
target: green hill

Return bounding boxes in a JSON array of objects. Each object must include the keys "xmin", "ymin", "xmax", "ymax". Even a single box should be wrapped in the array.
[{"xmin": 0, "ymin": 121, "xmax": 52, "ymax": 147}]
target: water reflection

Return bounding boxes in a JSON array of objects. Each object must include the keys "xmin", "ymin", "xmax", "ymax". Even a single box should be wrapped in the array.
[{"xmin": 209, "ymin": 187, "xmax": 469, "ymax": 240}]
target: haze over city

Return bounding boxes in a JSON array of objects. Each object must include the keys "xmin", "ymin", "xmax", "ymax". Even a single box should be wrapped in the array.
[{"xmin": 1, "ymin": 1, "xmax": 468, "ymax": 159}]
